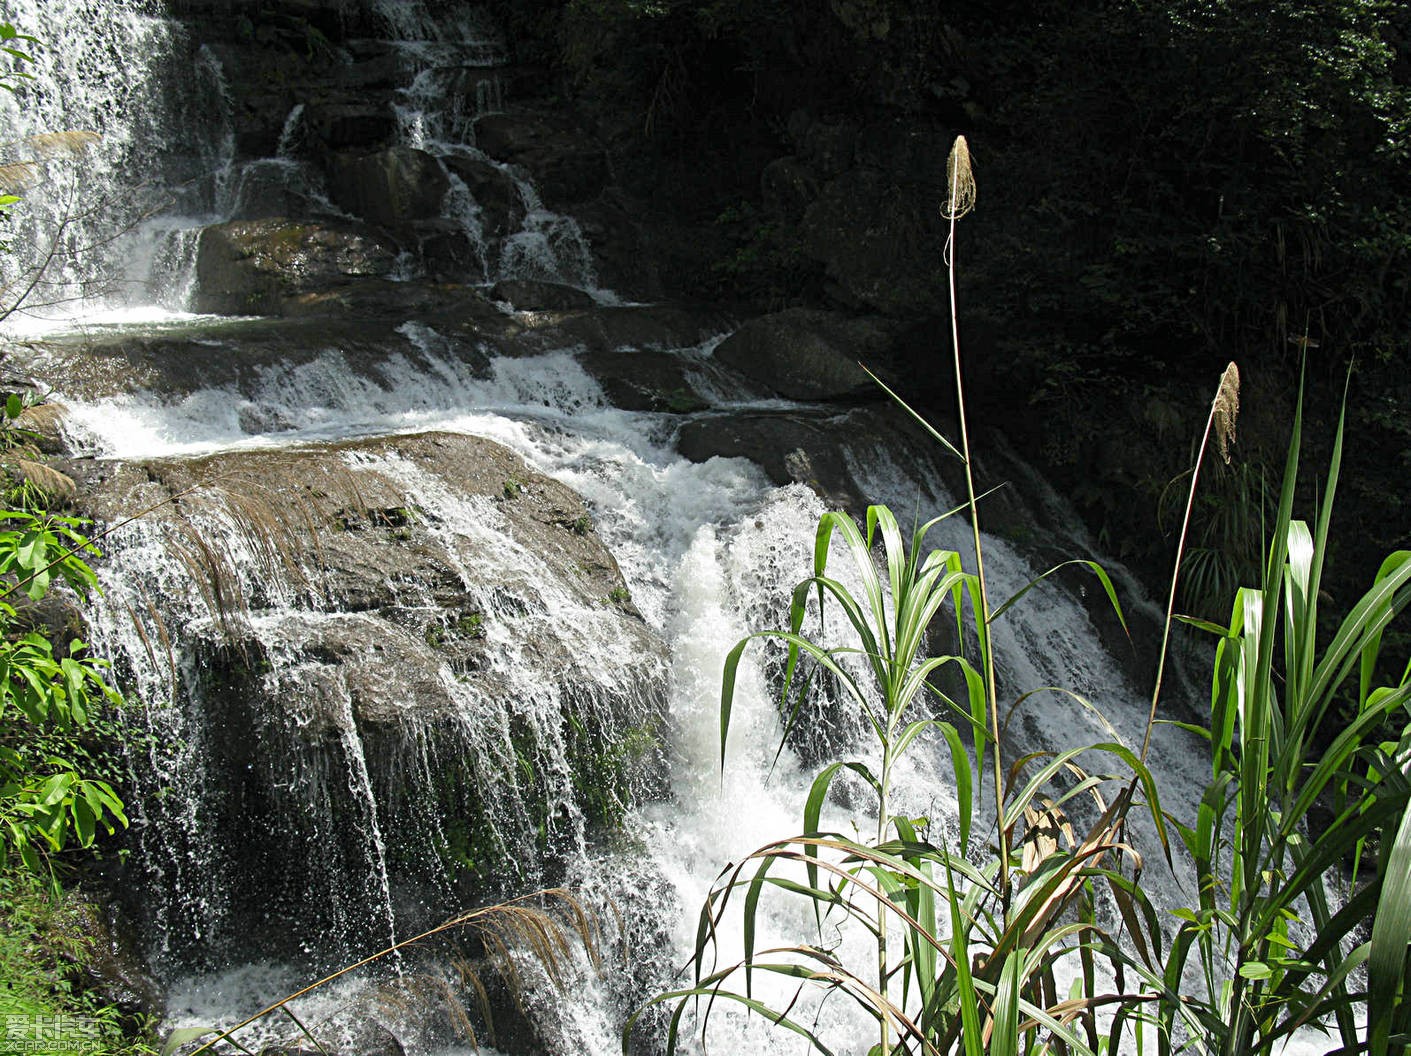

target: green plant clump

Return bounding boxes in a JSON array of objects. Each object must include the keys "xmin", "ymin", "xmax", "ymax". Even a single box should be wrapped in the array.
[
  {"xmin": 0, "ymin": 873, "xmax": 154, "ymax": 1056},
  {"xmin": 631, "ymin": 136, "xmax": 1411, "ymax": 1056},
  {"xmin": 0, "ymin": 503, "xmax": 127, "ymax": 884}
]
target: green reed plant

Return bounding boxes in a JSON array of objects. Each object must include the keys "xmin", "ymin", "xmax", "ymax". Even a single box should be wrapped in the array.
[
  {"xmin": 629, "ymin": 494, "xmax": 1169, "ymax": 1055},
  {"xmin": 1105, "ymin": 375, "xmax": 1411, "ymax": 1056},
  {"xmin": 630, "ymin": 135, "xmax": 1176, "ymax": 1056},
  {"xmin": 634, "ymin": 133, "xmax": 1411, "ymax": 1056}
]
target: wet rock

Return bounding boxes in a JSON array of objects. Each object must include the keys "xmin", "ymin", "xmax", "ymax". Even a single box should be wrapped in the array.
[
  {"xmin": 328, "ymin": 146, "xmax": 451, "ymax": 230},
  {"xmin": 569, "ymin": 192, "xmax": 662, "ymax": 301},
  {"xmin": 712, "ymin": 307, "xmax": 900, "ymax": 401},
  {"xmin": 576, "ymin": 348, "xmax": 712, "ymax": 412},
  {"xmin": 676, "ymin": 410, "xmax": 863, "ymax": 509},
  {"xmin": 194, "ymin": 217, "xmax": 399, "ymax": 315},
  {"xmin": 442, "ymin": 154, "xmax": 524, "ymax": 239},
  {"xmin": 15, "ymin": 306, "xmax": 512, "ymax": 406},
  {"xmin": 61, "ymin": 894, "xmax": 163, "ymax": 1019},
  {"xmin": 224, "ymin": 161, "xmax": 327, "ymax": 221},
  {"xmin": 74, "ymin": 432, "xmax": 669, "ymax": 966},
  {"xmin": 12, "ymin": 401, "xmax": 69, "ymax": 454},
  {"xmin": 473, "ymin": 111, "xmax": 609, "ymax": 209},
  {"xmin": 490, "ymin": 279, "xmax": 595, "ymax": 312},
  {"xmin": 417, "ymin": 221, "xmax": 486, "ymax": 284},
  {"xmin": 305, "ymin": 101, "xmax": 399, "ymax": 152},
  {"xmin": 486, "ymin": 303, "xmax": 735, "ymax": 357}
]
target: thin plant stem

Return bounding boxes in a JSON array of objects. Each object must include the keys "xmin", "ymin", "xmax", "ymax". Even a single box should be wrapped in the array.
[
  {"xmin": 877, "ymin": 735, "xmax": 891, "ymax": 1056},
  {"xmin": 1140, "ymin": 362, "xmax": 1238, "ymax": 763},
  {"xmin": 945, "ymin": 147, "xmax": 1006, "ymax": 901},
  {"xmin": 186, "ymin": 889, "xmax": 589, "ymax": 1056}
]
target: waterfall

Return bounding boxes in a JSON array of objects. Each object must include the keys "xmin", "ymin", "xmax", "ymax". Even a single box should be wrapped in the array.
[
  {"xmin": 4, "ymin": 3, "xmax": 1350, "ymax": 1055},
  {"xmin": 0, "ymin": 1, "xmax": 234, "ymax": 326},
  {"xmin": 36, "ymin": 312, "xmax": 1170, "ymax": 1051},
  {"xmin": 0, "ymin": 0, "xmax": 601, "ymax": 332}
]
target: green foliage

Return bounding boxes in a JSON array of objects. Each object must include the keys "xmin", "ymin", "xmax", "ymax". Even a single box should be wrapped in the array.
[
  {"xmin": 1163, "ymin": 457, "xmax": 1273, "ymax": 622},
  {"xmin": 632, "ymin": 501, "xmax": 1160, "ymax": 1055},
  {"xmin": 0, "ymin": 22, "xmax": 36, "ymax": 95},
  {"xmin": 0, "ymin": 873, "xmax": 155, "ymax": 1056},
  {"xmin": 1111, "ymin": 382, "xmax": 1411, "ymax": 1055},
  {"xmin": 966, "ymin": 0, "xmax": 1411, "ymax": 370},
  {"xmin": 0, "ymin": 504, "xmax": 126, "ymax": 884},
  {"xmin": 710, "ymin": 200, "xmax": 817, "ymax": 307}
]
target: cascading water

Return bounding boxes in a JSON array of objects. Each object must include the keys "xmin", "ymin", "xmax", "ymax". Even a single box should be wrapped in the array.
[
  {"xmin": 33, "ymin": 308, "xmax": 1197, "ymax": 1052},
  {"xmin": 0, "ymin": 0, "xmax": 604, "ymax": 330},
  {"xmin": 0, "ymin": 0, "xmax": 231, "ymax": 325},
  {"xmin": 4, "ymin": 4, "xmax": 1349, "ymax": 1055},
  {"xmin": 369, "ymin": 0, "xmax": 606, "ymax": 293}
]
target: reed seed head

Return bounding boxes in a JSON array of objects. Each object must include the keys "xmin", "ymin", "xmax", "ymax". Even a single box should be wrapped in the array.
[
  {"xmin": 1213, "ymin": 361, "xmax": 1240, "ymax": 464},
  {"xmin": 23, "ymin": 130, "xmax": 101, "ymax": 159},
  {"xmin": 942, "ymin": 135, "xmax": 976, "ymax": 219},
  {"xmin": 0, "ymin": 161, "xmax": 39, "ymax": 194}
]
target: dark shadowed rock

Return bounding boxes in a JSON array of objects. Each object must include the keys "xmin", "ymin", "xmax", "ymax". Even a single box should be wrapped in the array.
[
  {"xmin": 328, "ymin": 146, "xmax": 451, "ymax": 229},
  {"xmin": 305, "ymin": 101, "xmax": 399, "ymax": 152},
  {"xmin": 478, "ymin": 303, "xmax": 735, "ymax": 357},
  {"xmin": 442, "ymin": 154, "xmax": 525, "ymax": 239},
  {"xmin": 799, "ymin": 168, "xmax": 946, "ymax": 314},
  {"xmin": 473, "ymin": 111, "xmax": 609, "ymax": 208},
  {"xmin": 569, "ymin": 192, "xmax": 662, "ymax": 301},
  {"xmin": 761, "ymin": 156, "xmax": 821, "ymax": 221},
  {"xmin": 417, "ymin": 220, "xmax": 486, "ymax": 283},
  {"xmin": 62, "ymin": 894, "xmax": 163, "ymax": 1019},
  {"xmin": 194, "ymin": 217, "xmax": 399, "ymax": 315},
  {"xmin": 577, "ymin": 348, "xmax": 711, "ymax": 412},
  {"xmin": 490, "ymin": 279, "xmax": 595, "ymax": 312},
  {"xmin": 712, "ymin": 307, "xmax": 901, "ymax": 401},
  {"xmin": 676, "ymin": 410, "xmax": 863, "ymax": 508},
  {"xmin": 800, "ymin": 118, "xmax": 859, "ymax": 177}
]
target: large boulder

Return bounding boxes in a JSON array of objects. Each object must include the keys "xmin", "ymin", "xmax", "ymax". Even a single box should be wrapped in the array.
[
  {"xmin": 676, "ymin": 409, "xmax": 863, "ymax": 509},
  {"xmin": 490, "ymin": 279, "xmax": 596, "ymax": 312},
  {"xmin": 327, "ymin": 146, "xmax": 451, "ymax": 230},
  {"xmin": 480, "ymin": 303, "xmax": 735, "ymax": 357},
  {"xmin": 712, "ymin": 307, "xmax": 901, "ymax": 401},
  {"xmin": 194, "ymin": 217, "xmax": 399, "ymax": 315},
  {"xmin": 442, "ymin": 154, "xmax": 525, "ymax": 239},
  {"xmin": 304, "ymin": 101, "xmax": 399, "ymax": 152},
  {"xmin": 76, "ymin": 432, "xmax": 669, "ymax": 968},
  {"xmin": 576, "ymin": 348, "xmax": 711, "ymax": 413}
]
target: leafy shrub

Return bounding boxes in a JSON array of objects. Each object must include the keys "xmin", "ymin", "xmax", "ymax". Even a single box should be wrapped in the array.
[{"xmin": 0, "ymin": 505, "xmax": 126, "ymax": 883}]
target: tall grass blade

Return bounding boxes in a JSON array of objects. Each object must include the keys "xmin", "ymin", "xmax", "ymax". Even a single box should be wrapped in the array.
[{"xmin": 1368, "ymin": 799, "xmax": 1411, "ymax": 1056}]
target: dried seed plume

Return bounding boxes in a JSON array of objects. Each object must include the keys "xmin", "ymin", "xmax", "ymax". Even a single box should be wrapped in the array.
[
  {"xmin": 1213, "ymin": 361, "xmax": 1240, "ymax": 463},
  {"xmin": 942, "ymin": 135, "xmax": 976, "ymax": 219}
]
